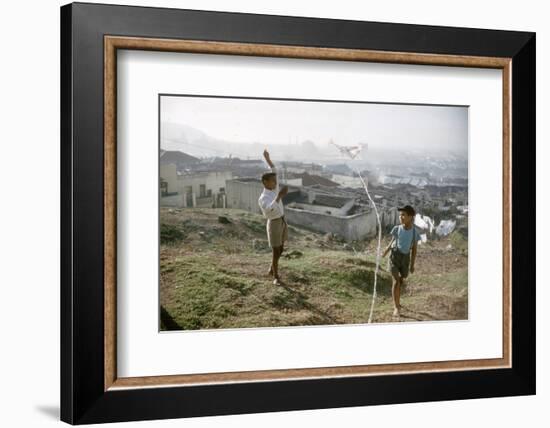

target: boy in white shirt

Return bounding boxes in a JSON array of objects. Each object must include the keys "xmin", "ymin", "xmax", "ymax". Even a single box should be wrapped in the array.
[{"xmin": 258, "ymin": 149, "xmax": 289, "ymax": 286}]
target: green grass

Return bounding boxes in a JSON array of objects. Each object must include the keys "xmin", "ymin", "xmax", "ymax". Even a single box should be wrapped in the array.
[
  {"xmin": 159, "ymin": 208, "xmax": 468, "ymax": 329},
  {"xmin": 449, "ymin": 230, "xmax": 468, "ymax": 252},
  {"xmin": 160, "ymin": 248, "xmax": 401, "ymax": 330}
]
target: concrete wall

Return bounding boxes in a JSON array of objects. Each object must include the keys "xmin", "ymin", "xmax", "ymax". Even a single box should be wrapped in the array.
[
  {"xmin": 284, "ymin": 205, "xmax": 400, "ymax": 242},
  {"xmin": 285, "ymin": 207, "xmax": 344, "ymax": 239},
  {"xmin": 291, "ymin": 202, "xmax": 349, "ymax": 216},
  {"xmin": 331, "ymin": 174, "xmax": 363, "ymax": 188},
  {"xmin": 226, "ymin": 179, "xmax": 265, "ymax": 214},
  {"xmin": 160, "ymin": 164, "xmax": 178, "ymax": 193},
  {"xmin": 285, "ymin": 178, "xmax": 302, "ymax": 186},
  {"xmin": 160, "ymin": 193, "xmax": 185, "ymax": 207},
  {"xmin": 195, "ymin": 196, "xmax": 215, "ymax": 208},
  {"xmin": 283, "ymin": 207, "xmax": 369, "ymax": 241},
  {"xmin": 226, "ymin": 178, "xmax": 401, "ymax": 241}
]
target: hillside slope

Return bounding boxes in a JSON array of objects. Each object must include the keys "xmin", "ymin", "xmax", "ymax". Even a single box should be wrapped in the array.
[{"xmin": 160, "ymin": 208, "xmax": 468, "ymax": 330}]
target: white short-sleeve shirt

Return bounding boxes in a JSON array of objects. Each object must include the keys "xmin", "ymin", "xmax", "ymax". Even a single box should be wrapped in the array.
[{"xmin": 258, "ymin": 166, "xmax": 284, "ymax": 220}]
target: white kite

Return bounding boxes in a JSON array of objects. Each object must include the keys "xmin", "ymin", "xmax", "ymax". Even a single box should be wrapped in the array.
[{"xmin": 329, "ymin": 139, "xmax": 367, "ymax": 160}]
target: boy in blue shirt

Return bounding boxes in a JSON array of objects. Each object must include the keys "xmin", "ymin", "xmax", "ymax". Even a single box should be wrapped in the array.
[{"xmin": 382, "ymin": 205, "xmax": 420, "ymax": 317}]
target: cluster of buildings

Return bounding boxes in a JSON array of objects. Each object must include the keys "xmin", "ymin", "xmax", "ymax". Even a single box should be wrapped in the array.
[
  {"xmin": 160, "ymin": 149, "xmax": 468, "ymax": 242},
  {"xmin": 159, "ymin": 149, "xmax": 264, "ymax": 209}
]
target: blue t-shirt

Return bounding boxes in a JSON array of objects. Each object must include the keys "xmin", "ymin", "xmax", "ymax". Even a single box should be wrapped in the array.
[{"xmin": 390, "ymin": 225, "xmax": 419, "ymax": 254}]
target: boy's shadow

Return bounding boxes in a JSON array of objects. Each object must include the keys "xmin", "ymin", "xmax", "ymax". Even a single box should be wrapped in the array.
[
  {"xmin": 398, "ymin": 307, "xmax": 438, "ymax": 321},
  {"xmin": 276, "ymin": 282, "xmax": 339, "ymax": 324}
]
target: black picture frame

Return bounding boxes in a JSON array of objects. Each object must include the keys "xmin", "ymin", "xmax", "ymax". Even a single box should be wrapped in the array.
[{"xmin": 61, "ymin": 2, "xmax": 535, "ymax": 424}]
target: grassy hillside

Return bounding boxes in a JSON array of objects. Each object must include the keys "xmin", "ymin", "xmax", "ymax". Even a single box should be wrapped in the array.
[{"xmin": 160, "ymin": 208, "xmax": 468, "ymax": 330}]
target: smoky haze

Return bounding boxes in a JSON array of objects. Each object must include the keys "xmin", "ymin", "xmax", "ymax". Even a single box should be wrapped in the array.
[{"xmin": 160, "ymin": 95, "xmax": 468, "ymax": 161}]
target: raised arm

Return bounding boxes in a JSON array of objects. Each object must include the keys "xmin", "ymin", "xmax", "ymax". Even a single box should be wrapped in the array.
[
  {"xmin": 263, "ymin": 149, "xmax": 275, "ymax": 169},
  {"xmin": 263, "ymin": 148, "xmax": 281, "ymax": 193}
]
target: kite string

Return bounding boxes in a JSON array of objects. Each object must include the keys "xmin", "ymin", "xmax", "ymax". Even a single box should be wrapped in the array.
[{"xmin": 353, "ymin": 167, "xmax": 382, "ymax": 324}]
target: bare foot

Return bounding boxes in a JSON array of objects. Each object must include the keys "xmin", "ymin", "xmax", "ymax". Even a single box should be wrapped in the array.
[
  {"xmin": 393, "ymin": 307, "xmax": 400, "ymax": 317},
  {"xmin": 273, "ymin": 277, "xmax": 283, "ymax": 286}
]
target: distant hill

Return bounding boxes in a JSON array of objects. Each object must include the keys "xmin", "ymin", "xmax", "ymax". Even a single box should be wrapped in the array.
[
  {"xmin": 161, "ymin": 122, "xmax": 230, "ymax": 157},
  {"xmin": 159, "ymin": 122, "xmax": 468, "ymax": 166},
  {"xmin": 160, "ymin": 150, "xmax": 200, "ymax": 166},
  {"xmin": 160, "ymin": 122, "xmax": 331, "ymax": 162}
]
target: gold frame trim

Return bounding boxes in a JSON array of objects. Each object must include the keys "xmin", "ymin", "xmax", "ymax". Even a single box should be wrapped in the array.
[{"xmin": 104, "ymin": 36, "xmax": 512, "ymax": 391}]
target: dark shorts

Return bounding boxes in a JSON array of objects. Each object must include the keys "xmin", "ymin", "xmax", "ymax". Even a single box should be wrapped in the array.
[{"xmin": 390, "ymin": 247, "xmax": 411, "ymax": 278}]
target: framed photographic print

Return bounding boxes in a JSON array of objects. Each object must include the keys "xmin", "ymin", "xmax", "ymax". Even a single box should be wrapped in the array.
[{"xmin": 60, "ymin": 2, "xmax": 536, "ymax": 424}]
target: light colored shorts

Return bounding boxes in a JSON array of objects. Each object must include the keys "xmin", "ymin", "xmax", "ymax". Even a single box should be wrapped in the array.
[{"xmin": 266, "ymin": 216, "xmax": 288, "ymax": 248}]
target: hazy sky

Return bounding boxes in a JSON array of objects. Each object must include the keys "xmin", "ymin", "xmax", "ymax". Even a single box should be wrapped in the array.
[{"xmin": 161, "ymin": 95, "xmax": 468, "ymax": 153}]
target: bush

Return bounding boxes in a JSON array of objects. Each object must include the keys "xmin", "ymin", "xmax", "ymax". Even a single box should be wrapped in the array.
[
  {"xmin": 160, "ymin": 223, "xmax": 184, "ymax": 244},
  {"xmin": 449, "ymin": 230, "xmax": 468, "ymax": 251}
]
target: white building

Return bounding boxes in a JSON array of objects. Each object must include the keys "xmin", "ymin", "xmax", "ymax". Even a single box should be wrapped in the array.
[
  {"xmin": 160, "ymin": 163, "xmax": 232, "ymax": 208},
  {"xmin": 330, "ymin": 174, "xmax": 364, "ymax": 189}
]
